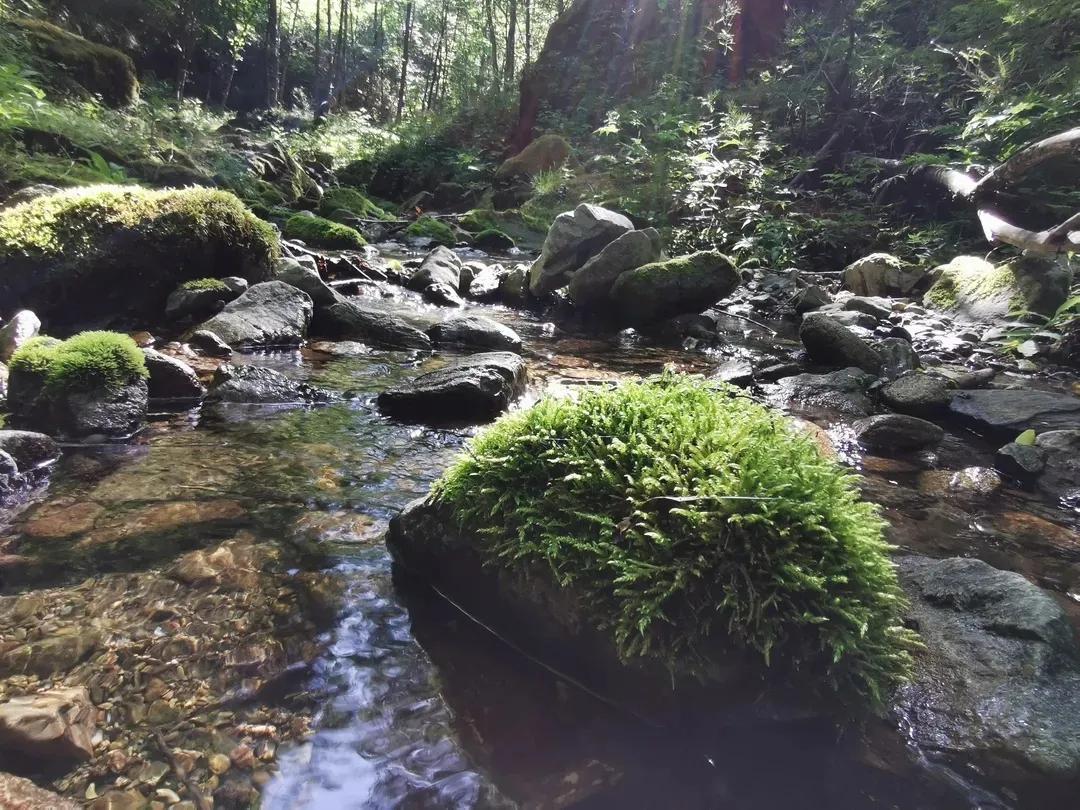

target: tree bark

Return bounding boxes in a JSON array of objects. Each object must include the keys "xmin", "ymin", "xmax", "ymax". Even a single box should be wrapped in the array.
[
  {"xmin": 505, "ymin": 0, "xmax": 518, "ymax": 83},
  {"xmin": 265, "ymin": 0, "xmax": 281, "ymax": 108},
  {"xmin": 396, "ymin": 1, "xmax": 413, "ymax": 121},
  {"xmin": 485, "ymin": 0, "xmax": 501, "ymax": 90}
]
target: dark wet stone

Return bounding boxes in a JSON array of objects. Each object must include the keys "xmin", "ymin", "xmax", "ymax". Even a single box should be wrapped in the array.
[
  {"xmin": 854, "ymin": 414, "xmax": 943, "ymax": 452},
  {"xmin": 0, "ymin": 449, "xmax": 16, "ymax": 479},
  {"xmin": 880, "ymin": 373, "xmax": 952, "ymax": 416},
  {"xmin": 713, "ymin": 358, "xmax": 754, "ymax": 387},
  {"xmin": 408, "ymin": 246, "xmax": 462, "ymax": 304},
  {"xmin": 377, "ymin": 352, "xmax": 526, "ymax": 423},
  {"xmin": 948, "ymin": 389, "xmax": 1080, "ymax": 436},
  {"xmin": 792, "ymin": 285, "xmax": 830, "ymax": 314},
  {"xmin": 995, "ymin": 442, "xmax": 1047, "ymax": 483},
  {"xmin": 317, "ymin": 300, "xmax": 432, "ymax": 349},
  {"xmin": 466, "ymin": 264, "xmax": 509, "ymax": 302},
  {"xmin": 844, "ymin": 295, "xmax": 893, "ymax": 320},
  {"xmin": 0, "ymin": 430, "xmax": 59, "ymax": 471},
  {"xmin": 57, "ymin": 381, "xmax": 149, "ymax": 440},
  {"xmin": 206, "ymin": 365, "xmax": 332, "ymax": 404},
  {"xmin": 165, "ymin": 284, "xmax": 235, "ymax": 323},
  {"xmin": 421, "ymin": 282, "xmax": 465, "ymax": 307},
  {"xmin": 897, "ymin": 556, "xmax": 1080, "ymax": 788},
  {"xmin": 799, "ymin": 313, "xmax": 882, "ymax": 374},
  {"xmin": 876, "ymin": 337, "xmax": 919, "ymax": 381},
  {"xmin": 274, "ymin": 257, "xmax": 341, "ymax": 307},
  {"xmin": 427, "ymin": 315, "xmax": 523, "ymax": 353},
  {"xmin": 773, "ymin": 368, "xmax": 877, "ymax": 416},
  {"xmin": 1034, "ymin": 430, "xmax": 1080, "ymax": 498},
  {"xmin": 142, "ymin": 348, "xmax": 205, "ymax": 402},
  {"xmin": 197, "ymin": 281, "xmax": 313, "ymax": 349},
  {"xmin": 188, "ymin": 329, "xmax": 233, "ymax": 358},
  {"xmin": 755, "ymin": 362, "xmax": 803, "ymax": 383}
]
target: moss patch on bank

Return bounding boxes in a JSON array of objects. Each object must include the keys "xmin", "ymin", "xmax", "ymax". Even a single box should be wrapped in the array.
[
  {"xmin": 405, "ymin": 215, "xmax": 456, "ymax": 246},
  {"xmin": 283, "ymin": 214, "xmax": 367, "ymax": 249},
  {"xmin": 434, "ymin": 374, "xmax": 917, "ymax": 708},
  {"xmin": 319, "ymin": 186, "xmax": 393, "ymax": 222}
]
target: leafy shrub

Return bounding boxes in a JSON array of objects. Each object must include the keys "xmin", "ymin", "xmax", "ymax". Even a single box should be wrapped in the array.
[
  {"xmin": 434, "ymin": 374, "xmax": 917, "ymax": 708},
  {"xmin": 283, "ymin": 213, "xmax": 366, "ymax": 249},
  {"xmin": 10, "ymin": 331, "xmax": 147, "ymax": 393}
]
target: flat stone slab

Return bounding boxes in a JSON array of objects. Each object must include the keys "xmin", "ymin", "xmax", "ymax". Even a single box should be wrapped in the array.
[
  {"xmin": 948, "ymin": 388, "xmax": 1080, "ymax": 436},
  {"xmin": 377, "ymin": 352, "xmax": 526, "ymax": 423}
]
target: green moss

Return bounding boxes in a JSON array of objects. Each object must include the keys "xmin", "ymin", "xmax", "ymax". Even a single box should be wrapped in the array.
[
  {"xmin": 460, "ymin": 209, "xmax": 499, "ymax": 233},
  {"xmin": 10, "ymin": 331, "xmax": 147, "ymax": 394},
  {"xmin": 925, "ymin": 256, "xmax": 1026, "ymax": 313},
  {"xmin": 180, "ymin": 277, "xmax": 230, "ymax": 293},
  {"xmin": 434, "ymin": 374, "xmax": 917, "ymax": 709},
  {"xmin": 472, "ymin": 228, "xmax": 516, "ymax": 251},
  {"xmin": 319, "ymin": 187, "xmax": 393, "ymax": 221},
  {"xmin": 404, "ymin": 215, "xmax": 457, "ymax": 246},
  {"xmin": 13, "ymin": 19, "xmax": 138, "ymax": 107},
  {"xmin": 283, "ymin": 214, "xmax": 367, "ymax": 250}
]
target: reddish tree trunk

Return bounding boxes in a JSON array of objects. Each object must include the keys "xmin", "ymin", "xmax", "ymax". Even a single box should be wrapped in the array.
[{"xmin": 728, "ymin": 0, "xmax": 789, "ymax": 82}]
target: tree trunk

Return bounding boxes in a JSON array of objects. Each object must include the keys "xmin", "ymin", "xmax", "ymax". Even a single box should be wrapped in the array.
[
  {"xmin": 505, "ymin": 0, "xmax": 518, "ymax": 83},
  {"xmin": 265, "ymin": 0, "xmax": 281, "ymax": 108},
  {"xmin": 313, "ymin": 0, "xmax": 322, "ymax": 104},
  {"xmin": 396, "ymin": 1, "xmax": 413, "ymax": 121},
  {"xmin": 485, "ymin": 0, "xmax": 500, "ymax": 90},
  {"xmin": 525, "ymin": 0, "xmax": 532, "ymax": 65}
]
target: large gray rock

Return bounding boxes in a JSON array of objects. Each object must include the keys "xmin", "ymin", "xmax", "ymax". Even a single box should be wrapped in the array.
[
  {"xmin": 1033, "ymin": 430, "xmax": 1080, "ymax": 498},
  {"xmin": 772, "ymin": 368, "xmax": 877, "ymax": 416},
  {"xmin": 0, "ymin": 687, "xmax": 96, "ymax": 765},
  {"xmin": 842, "ymin": 253, "xmax": 923, "ymax": 297},
  {"xmin": 377, "ymin": 352, "xmax": 527, "ymax": 423},
  {"xmin": 317, "ymin": 300, "xmax": 432, "ymax": 350},
  {"xmin": 566, "ymin": 228, "xmax": 662, "ymax": 308},
  {"xmin": 427, "ymin": 315, "xmax": 523, "ymax": 353},
  {"xmin": 881, "ymin": 373, "xmax": 953, "ymax": 416},
  {"xmin": 466, "ymin": 263, "xmax": 510, "ymax": 302},
  {"xmin": 205, "ymin": 365, "xmax": 331, "ymax": 404},
  {"xmin": 142, "ymin": 349, "xmax": 205, "ymax": 402},
  {"xmin": 274, "ymin": 257, "xmax": 341, "ymax": 308},
  {"xmin": 408, "ymin": 246, "xmax": 463, "ymax": 306},
  {"xmin": 609, "ymin": 251, "xmax": 740, "ymax": 326},
  {"xmin": 995, "ymin": 441, "xmax": 1047, "ymax": 483},
  {"xmin": 0, "ymin": 430, "xmax": 60, "ymax": 471},
  {"xmin": 0, "ymin": 310, "xmax": 40, "ymax": 362},
  {"xmin": 925, "ymin": 254, "xmax": 1072, "ymax": 322},
  {"xmin": 165, "ymin": 282, "xmax": 236, "ymax": 323},
  {"xmin": 800, "ymin": 313, "xmax": 882, "ymax": 374},
  {"xmin": 897, "ymin": 556, "xmax": 1080, "ymax": 788},
  {"xmin": 188, "ymin": 329, "xmax": 233, "ymax": 358},
  {"xmin": 948, "ymin": 389, "xmax": 1080, "ymax": 436},
  {"xmin": 854, "ymin": 414, "xmax": 943, "ymax": 452},
  {"xmin": 197, "ymin": 281, "xmax": 313, "ymax": 349},
  {"xmin": 529, "ymin": 204, "xmax": 633, "ymax": 296}
]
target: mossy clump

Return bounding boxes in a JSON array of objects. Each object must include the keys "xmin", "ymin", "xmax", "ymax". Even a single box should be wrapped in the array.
[
  {"xmin": 472, "ymin": 228, "xmax": 516, "ymax": 251},
  {"xmin": 283, "ymin": 214, "xmax": 367, "ymax": 249},
  {"xmin": 319, "ymin": 187, "xmax": 393, "ymax": 222},
  {"xmin": 460, "ymin": 209, "xmax": 499, "ymax": 233},
  {"xmin": 10, "ymin": 331, "xmax": 147, "ymax": 395},
  {"xmin": 13, "ymin": 19, "xmax": 139, "ymax": 107},
  {"xmin": 404, "ymin": 216, "xmax": 456, "ymax": 246},
  {"xmin": 923, "ymin": 254, "xmax": 1069, "ymax": 321},
  {"xmin": 180, "ymin": 278, "xmax": 231, "ymax": 293},
  {"xmin": 434, "ymin": 374, "xmax": 917, "ymax": 708},
  {"xmin": 0, "ymin": 186, "xmax": 278, "ymax": 326}
]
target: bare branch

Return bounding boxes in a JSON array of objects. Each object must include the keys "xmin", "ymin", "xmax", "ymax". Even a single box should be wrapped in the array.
[{"xmin": 974, "ymin": 126, "xmax": 1080, "ymax": 198}]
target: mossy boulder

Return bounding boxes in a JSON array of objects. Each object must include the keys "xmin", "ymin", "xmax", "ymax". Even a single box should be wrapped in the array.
[
  {"xmin": 608, "ymin": 251, "xmax": 741, "ymax": 325},
  {"xmin": 7, "ymin": 332, "xmax": 148, "ymax": 438},
  {"xmin": 0, "ymin": 186, "xmax": 278, "ymax": 329},
  {"xmin": 472, "ymin": 229, "xmax": 515, "ymax": 251},
  {"xmin": 391, "ymin": 375, "xmax": 917, "ymax": 712},
  {"xmin": 495, "ymin": 134, "xmax": 572, "ymax": 181},
  {"xmin": 318, "ymin": 187, "xmax": 393, "ymax": 222},
  {"xmin": 924, "ymin": 254, "xmax": 1072, "ymax": 322},
  {"xmin": 404, "ymin": 216, "xmax": 457, "ymax": 247},
  {"xmin": 12, "ymin": 19, "xmax": 138, "ymax": 107},
  {"xmin": 283, "ymin": 214, "xmax": 367, "ymax": 250}
]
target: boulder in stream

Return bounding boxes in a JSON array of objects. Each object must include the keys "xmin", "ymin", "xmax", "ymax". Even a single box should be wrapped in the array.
[
  {"xmin": 142, "ymin": 348, "xmax": 205, "ymax": 403},
  {"xmin": 800, "ymin": 313, "xmax": 882, "ymax": 374},
  {"xmin": 427, "ymin": 315, "xmax": 523, "ymax": 353},
  {"xmin": 842, "ymin": 253, "xmax": 924, "ymax": 297},
  {"xmin": 880, "ymin": 373, "xmax": 953, "ymax": 416},
  {"xmin": 165, "ymin": 278, "xmax": 239, "ymax": 323},
  {"xmin": 529, "ymin": 204, "xmax": 633, "ymax": 296},
  {"xmin": 948, "ymin": 388, "xmax": 1080, "ymax": 436},
  {"xmin": 609, "ymin": 251, "xmax": 740, "ymax": 326},
  {"xmin": 196, "ymin": 281, "xmax": 313, "ymax": 349},
  {"xmin": 377, "ymin": 352, "xmax": 526, "ymax": 423},
  {"xmin": 854, "ymin": 414, "xmax": 943, "ymax": 452},
  {"xmin": 566, "ymin": 228, "xmax": 662, "ymax": 308},
  {"xmin": 925, "ymin": 254, "xmax": 1071, "ymax": 322},
  {"xmin": 0, "ymin": 430, "xmax": 59, "ymax": 472},
  {"xmin": 1032, "ymin": 430, "xmax": 1080, "ymax": 498},
  {"xmin": 0, "ymin": 687, "xmax": 96, "ymax": 765},
  {"xmin": 317, "ymin": 299, "xmax": 432, "ymax": 350},
  {"xmin": 0, "ymin": 771, "xmax": 80, "ymax": 809},
  {"xmin": 772, "ymin": 368, "xmax": 878, "ymax": 416},
  {"xmin": 205, "ymin": 364, "xmax": 332, "ymax": 404}
]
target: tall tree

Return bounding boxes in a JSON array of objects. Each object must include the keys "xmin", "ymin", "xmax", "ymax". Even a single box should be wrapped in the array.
[
  {"xmin": 505, "ymin": 0, "xmax": 518, "ymax": 82},
  {"xmin": 396, "ymin": 1, "xmax": 413, "ymax": 120},
  {"xmin": 265, "ymin": 0, "xmax": 281, "ymax": 107}
]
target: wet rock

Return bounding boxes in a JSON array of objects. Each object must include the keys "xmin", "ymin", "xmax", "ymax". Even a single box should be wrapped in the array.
[
  {"xmin": 609, "ymin": 251, "xmax": 741, "ymax": 327},
  {"xmin": 378, "ymin": 352, "xmax": 527, "ymax": 423},
  {"xmin": 842, "ymin": 253, "xmax": 923, "ymax": 297},
  {"xmin": 0, "ymin": 310, "xmax": 40, "ymax": 362},
  {"xmin": 90, "ymin": 790, "xmax": 149, "ymax": 810},
  {"xmin": 876, "ymin": 338, "xmax": 920, "ymax": 381},
  {"xmin": 880, "ymin": 373, "xmax": 953, "ymax": 416},
  {"xmin": 529, "ymin": 204, "xmax": 633, "ymax": 296},
  {"xmin": 0, "ymin": 430, "xmax": 60, "ymax": 471},
  {"xmin": 792, "ymin": 285, "xmax": 831, "ymax": 314},
  {"xmin": 408, "ymin": 246, "xmax": 462, "ymax": 305},
  {"xmin": 427, "ymin": 315, "xmax": 523, "ymax": 353},
  {"xmin": 0, "ymin": 449, "xmax": 16, "ymax": 484},
  {"xmin": 712, "ymin": 358, "xmax": 755, "ymax": 387},
  {"xmin": 165, "ymin": 283, "xmax": 236, "ymax": 323},
  {"xmin": 1, "ymin": 631, "xmax": 101, "ymax": 677},
  {"xmin": 925, "ymin": 254, "xmax": 1072, "ymax": 323},
  {"xmin": 995, "ymin": 442, "xmax": 1047, "ymax": 483},
  {"xmin": 465, "ymin": 263, "xmax": 509, "ymax": 302},
  {"xmin": 52, "ymin": 380, "xmax": 149, "ymax": 440},
  {"xmin": 1034, "ymin": 430, "xmax": 1080, "ymax": 498},
  {"xmin": 819, "ymin": 308, "xmax": 878, "ymax": 330},
  {"xmin": 0, "ymin": 687, "xmax": 96, "ymax": 764},
  {"xmin": 772, "ymin": 368, "xmax": 877, "ymax": 416},
  {"xmin": 188, "ymin": 329, "xmax": 233, "ymax": 358},
  {"xmin": 142, "ymin": 349, "xmax": 204, "ymax": 402},
  {"xmin": 566, "ymin": 228, "xmax": 662, "ymax": 308},
  {"xmin": 948, "ymin": 466, "xmax": 1003, "ymax": 496},
  {"xmin": 197, "ymin": 281, "xmax": 313, "ymax": 349},
  {"xmin": 854, "ymin": 414, "xmax": 943, "ymax": 452},
  {"xmin": 421, "ymin": 282, "xmax": 465, "ymax": 307},
  {"xmin": 317, "ymin": 300, "xmax": 432, "ymax": 349},
  {"xmin": 0, "ymin": 772, "xmax": 80, "ymax": 809},
  {"xmin": 274, "ymin": 257, "xmax": 340, "ymax": 308},
  {"xmin": 472, "ymin": 229, "xmax": 516, "ymax": 251},
  {"xmin": 897, "ymin": 556, "xmax": 1080, "ymax": 789},
  {"xmin": 500, "ymin": 265, "xmax": 529, "ymax": 306},
  {"xmin": 799, "ymin": 313, "xmax": 882, "ymax": 374},
  {"xmin": 948, "ymin": 389, "xmax": 1080, "ymax": 436},
  {"xmin": 205, "ymin": 365, "xmax": 331, "ymax": 404},
  {"xmin": 0, "ymin": 359, "xmax": 7, "ymax": 398},
  {"xmin": 844, "ymin": 295, "xmax": 893, "ymax": 320}
]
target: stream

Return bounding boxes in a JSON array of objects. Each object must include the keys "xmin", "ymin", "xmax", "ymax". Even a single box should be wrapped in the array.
[{"xmin": 1, "ymin": 243, "xmax": 1078, "ymax": 809}]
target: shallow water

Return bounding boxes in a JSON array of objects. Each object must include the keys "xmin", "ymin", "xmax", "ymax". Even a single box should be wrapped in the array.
[{"xmin": 2, "ymin": 262, "xmax": 1079, "ymax": 809}]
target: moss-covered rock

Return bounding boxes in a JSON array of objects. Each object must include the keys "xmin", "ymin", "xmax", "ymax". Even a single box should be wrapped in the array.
[
  {"xmin": 924, "ymin": 254, "xmax": 1072, "ymax": 322},
  {"xmin": 283, "ymin": 214, "xmax": 367, "ymax": 250},
  {"xmin": 12, "ymin": 19, "xmax": 138, "ymax": 107},
  {"xmin": 471, "ymin": 229, "xmax": 515, "ymax": 251},
  {"xmin": 495, "ymin": 134, "xmax": 572, "ymax": 180},
  {"xmin": 609, "ymin": 251, "xmax": 741, "ymax": 325},
  {"xmin": 404, "ymin": 216, "xmax": 457, "ymax": 246},
  {"xmin": 318, "ymin": 187, "xmax": 392, "ymax": 222},
  {"xmin": 0, "ymin": 186, "xmax": 278, "ymax": 328},
  {"xmin": 8, "ymin": 332, "xmax": 148, "ymax": 438},
  {"xmin": 459, "ymin": 209, "xmax": 500, "ymax": 233},
  {"xmin": 394, "ymin": 374, "xmax": 917, "ymax": 710}
]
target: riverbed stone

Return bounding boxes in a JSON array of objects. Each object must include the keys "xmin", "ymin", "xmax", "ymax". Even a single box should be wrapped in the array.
[
  {"xmin": 0, "ymin": 430, "xmax": 59, "ymax": 471},
  {"xmin": 377, "ymin": 352, "xmax": 527, "ymax": 423},
  {"xmin": 51, "ymin": 380, "xmax": 149, "ymax": 439},
  {"xmin": 317, "ymin": 299, "xmax": 432, "ymax": 349},
  {"xmin": 529, "ymin": 204, "xmax": 633, "ymax": 296},
  {"xmin": 608, "ymin": 251, "xmax": 739, "ymax": 326},
  {"xmin": 188, "ymin": 329, "xmax": 233, "ymax": 358},
  {"xmin": 995, "ymin": 442, "xmax": 1047, "ymax": 483},
  {"xmin": 842, "ymin": 253, "xmax": 923, "ymax": 297},
  {"xmin": 896, "ymin": 556, "xmax": 1080, "ymax": 787},
  {"xmin": 772, "ymin": 368, "xmax": 877, "ymax": 416},
  {"xmin": 165, "ymin": 283, "xmax": 235, "ymax": 323},
  {"xmin": 1033, "ymin": 430, "xmax": 1080, "ymax": 498},
  {"xmin": 427, "ymin": 315, "xmax": 523, "ymax": 353},
  {"xmin": 0, "ymin": 772, "xmax": 80, "ymax": 809},
  {"xmin": 792, "ymin": 285, "xmax": 831, "ymax": 314},
  {"xmin": 142, "ymin": 349, "xmax": 204, "ymax": 402},
  {"xmin": 566, "ymin": 228, "xmax": 662, "ymax": 308},
  {"xmin": 274, "ymin": 257, "xmax": 340, "ymax": 308},
  {"xmin": 800, "ymin": 313, "xmax": 882, "ymax": 373},
  {"xmin": 408, "ymin": 246, "xmax": 462, "ymax": 305},
  {"xmin": 854, "ymin": 414, "xmax": 943, "ymax": 452},
  {"xmin": 880, "ymin": 373, "xmax": 953, "ymax": 416},
  {"xmin": 197, "ymin": 281, "xmax": 313, "ymax": 349},
  {"xmin": 466, "ymin": 263, "xmax": 509, "ymax": 302},
  {"xmin": 0, "ymin": 310, "xmax": 40, "ymax": 362},
  {"xmin": 205, "ymin": 364, "xmax": 331, "ymax": 404},
  {"xmin": 876, "ymin": 337, "xmax": 919, "ymax": 380},
  {"xmin": 948, "ymin": 388, "xmax": 1080, "ymax": 436},
  {"xmin": 0, "ymin": 687, "xmax": 96, "ymax": 764}
]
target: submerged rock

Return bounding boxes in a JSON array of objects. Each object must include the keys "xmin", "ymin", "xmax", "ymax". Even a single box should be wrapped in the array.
[
  {"xmin": 427, "ymin": 315, "xmax": 523, "ymax": 353},
  {"xmin": 317, "ymin": 299, "xmax": 432, "ymax": 350},
  {"xmin": 854, "ymin": 414, "xmax": 944, "ymax": 452},
  {"xmin": 0, "ymin": 687, "xmax": 96, "ymax": 765},
  {"xmin": 0, "ymin": 772, "xmax": 80, "ymax": 809},
  {"xmin": 196, "ymin": 281, "xmax": 313, "ymax": 349},
  {"xmin": 948, "ymin": 388, "xmax": 1080, "ymax": 436},
  {"xmin": 205, "ymin": 364, "xmax": 331, "ymax": 404},
  {"xmin": 800, "ymin": 313, "xmax": 882, "ymax": 374},
  {"xmin": 897, "ymin": 556, "xmax": 1080, "ymax": 790},
  {"xmin": 529, "ymin": 204, "xmax": 633, "ymax": 296},
  {"xmin": 377, "ymin": 352, "xmax": 526, "ymax": 423}
]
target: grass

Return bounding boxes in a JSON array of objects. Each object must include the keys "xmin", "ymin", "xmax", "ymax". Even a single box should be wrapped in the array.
[
  {"xmin": 434, "ymin": 374, "xmax": 917, "ymax": 709},
  {"xmin": 10, "ymin": 331, "xmax": 147, "ymax": 393}
]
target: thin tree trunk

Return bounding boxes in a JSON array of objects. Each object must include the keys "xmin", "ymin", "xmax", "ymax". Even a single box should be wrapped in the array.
[
  {"xmin": 484, "ymin": 0, "xmax": 500, "ymax": 91},
  {"xmin": 313, "ymin": 0, "xmax": 322, "ymax": 103},
  {"xmin": 396, "ymin": 1, "xmax": 413, "ymax": 121},
  {"xmin": 265, "ymin": 0, "xmax": 281, "ymax": 107},
  {"xmin": 525, "ymin": 0, "xmax": 531, "ymax": 65},
  {"xmin": 504, "ymin": 0, "xmax": 517, "ymax": 83}
]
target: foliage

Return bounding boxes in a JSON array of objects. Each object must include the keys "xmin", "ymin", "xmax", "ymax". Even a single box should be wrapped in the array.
[
  {"xmin": 283, "ymin": 212, "xmax": 366, "ymax": 249},
  {"xmin": 10, "ymin": 331, "xmax": 147, "ymax": 393},
  {"xmin": 434, "ymin": 374, "xmax": 918, "ymax": 709}
]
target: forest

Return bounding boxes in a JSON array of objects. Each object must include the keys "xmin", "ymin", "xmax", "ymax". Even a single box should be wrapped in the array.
[{"xmin": 0, "ymin": 1, "xmax": 1078, "ymax": 809}]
